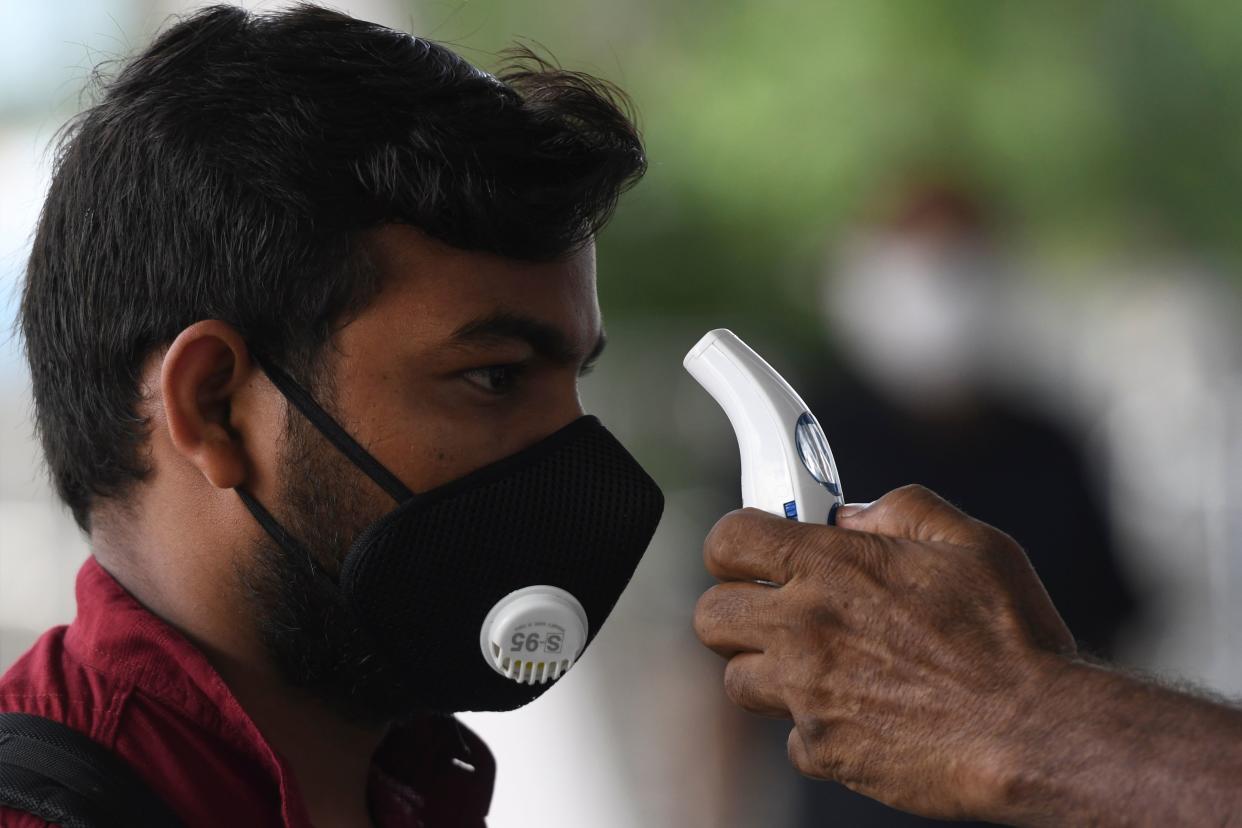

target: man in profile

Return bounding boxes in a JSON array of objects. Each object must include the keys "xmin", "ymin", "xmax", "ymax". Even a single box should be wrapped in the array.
[{"xmin": 1, "ymin": 5, "xmax": 662, "ymax": 825}]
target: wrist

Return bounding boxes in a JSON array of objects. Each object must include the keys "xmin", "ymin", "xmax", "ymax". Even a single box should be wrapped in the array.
[
  {"xmin": 963, "ymin": 649, "xmax": 1242, "ymax": 827},
  {"xmin": 966, "ymin": 650, "xmax": 1087, "ymax": 826}
]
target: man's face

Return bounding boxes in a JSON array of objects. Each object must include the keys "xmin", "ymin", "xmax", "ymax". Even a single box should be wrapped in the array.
[
  {"xmin": 239, "ymin": 225, "xmax": 605, "ymax": 722},
  {"xmin": 329, "ymin": 224, "xmax": 603, "ymax": 493}
]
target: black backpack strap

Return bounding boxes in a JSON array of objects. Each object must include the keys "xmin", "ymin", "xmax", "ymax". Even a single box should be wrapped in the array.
[{"xmin": 0, "ymin": 713, "xmax": 182, "ymax": 828}]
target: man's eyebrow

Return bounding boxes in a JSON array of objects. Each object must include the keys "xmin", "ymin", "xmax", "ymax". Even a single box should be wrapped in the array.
[{"xmin": 448, "ymin": 311, "xmax": 606, "ymax": 367}]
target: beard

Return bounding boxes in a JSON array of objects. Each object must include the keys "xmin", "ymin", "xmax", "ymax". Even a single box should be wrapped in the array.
[{"xmin": 234, "ymin": 399, "xmax": 416, "ymax": 727}]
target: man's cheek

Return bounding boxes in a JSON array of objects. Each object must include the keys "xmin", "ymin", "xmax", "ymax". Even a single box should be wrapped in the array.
[{"xmin": 389, "ymin": 417, "xmax": 529, "ymax": 492}]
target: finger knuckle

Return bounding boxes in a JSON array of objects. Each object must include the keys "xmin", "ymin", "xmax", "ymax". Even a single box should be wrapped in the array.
[
  {"xmin": 787, "ymin": 719, "xmax": 839, "ymax": 781},
  {"xmin": 960, "ymin": 523, "xmax": 1026, "ymax": 573},
  {"xmin": 785, "ymin": 596, "xmax": 840, "ymax": 640},
  {"xmin": 703, "ymin": 510, "xmax": 750, "ymax": 570},
  {"xmin": 796, "ymin": 714, "xmax": 830, "ymax": 747},
  {"xmin": 787, "ymin": 675, "xmax": 830, "ymax": 723},
  {"xmin": 777, "ymin": 663, "xmax": 817, "ymax": 711},
  {"xmin": 889, "ymin": 483, "xmax": 936, "ymax": 509},
  {"xmin": 952, "ymin": 521, "xmax": 992, "ymax": 552},
  {"xmin": 786, "ymin": 728, "xmax": 810, "ymax": 773}
]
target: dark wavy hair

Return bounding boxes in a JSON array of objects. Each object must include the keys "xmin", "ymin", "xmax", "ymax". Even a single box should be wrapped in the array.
[{"xmin": 20, "ymin": 3, "xmax": 646, "ymax": 531}]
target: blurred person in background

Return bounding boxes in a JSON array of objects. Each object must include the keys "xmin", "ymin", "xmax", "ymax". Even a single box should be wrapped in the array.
[
  {"xmin": 818, "ymin": 182, "xmax": 1138, "ymax": 657},
  {"xmin": 0, "ymin": 5, "xmax": 665, "ymax": 826}
]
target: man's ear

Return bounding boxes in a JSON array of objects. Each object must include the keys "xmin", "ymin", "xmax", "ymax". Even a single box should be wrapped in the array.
[{"xmin": 161, "ymin": 320, "xmax": 254, "ymax": 490}]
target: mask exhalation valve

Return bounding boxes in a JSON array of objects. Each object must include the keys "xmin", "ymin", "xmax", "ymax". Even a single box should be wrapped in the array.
[{"xmin": 480, "ymin": 586, "xmax": 589, "ymax": 685}]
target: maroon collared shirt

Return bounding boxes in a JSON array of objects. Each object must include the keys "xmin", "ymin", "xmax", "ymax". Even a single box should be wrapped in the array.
[{"xmin": 0, "ymin": 557, "xmax": 494, "ymax": 827}]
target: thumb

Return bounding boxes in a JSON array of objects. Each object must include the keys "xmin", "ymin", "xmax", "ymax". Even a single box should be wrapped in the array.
[{"xmin": 834, "ymin": 484, "xmax": 984, "ymax": 547}]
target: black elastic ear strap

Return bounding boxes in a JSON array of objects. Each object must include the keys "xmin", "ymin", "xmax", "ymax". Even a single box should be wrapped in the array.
[
  {"xmin": 250, "ymin": 350, "xmax": 413, "ymax": 503},
  {"xmin": 235, "ymin": 486, "xmax": 329, "ymax": 578}
]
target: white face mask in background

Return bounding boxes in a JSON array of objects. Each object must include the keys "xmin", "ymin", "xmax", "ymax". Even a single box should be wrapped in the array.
[{"xmin": 822, "ymin": 234, "xmax": 1000, "ymax": 411}]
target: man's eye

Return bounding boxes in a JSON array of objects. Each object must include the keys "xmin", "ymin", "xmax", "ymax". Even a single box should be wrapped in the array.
[{"xmin": 462, "ymin": 364, "xmax": 526, "ymax": 395}]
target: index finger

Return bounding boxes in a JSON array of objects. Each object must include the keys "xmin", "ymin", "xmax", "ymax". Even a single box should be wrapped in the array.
[{"xmin": 702, "ymin": 507, "xmax": 863, "ymax": 583}]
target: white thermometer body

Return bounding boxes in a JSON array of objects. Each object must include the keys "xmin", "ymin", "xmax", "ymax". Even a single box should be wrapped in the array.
[{"xmin": 684, "ymin": 329, "xmax": 845, "ymax": 524}]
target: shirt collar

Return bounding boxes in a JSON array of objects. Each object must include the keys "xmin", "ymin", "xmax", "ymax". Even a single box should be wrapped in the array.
[{"xmin": 64, "ymin": 556, "xmax": 494, "ymax": 825}]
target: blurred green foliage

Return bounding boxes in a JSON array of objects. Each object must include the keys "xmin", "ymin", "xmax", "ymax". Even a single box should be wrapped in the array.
[{"xmin": 429, "ymin": 0, "xmax": 1242, "ymax": 333}]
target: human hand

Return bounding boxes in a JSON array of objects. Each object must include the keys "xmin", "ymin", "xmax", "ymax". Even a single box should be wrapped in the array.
[{"xmin": 693, "ymin": 484, "xmax": 1077, "ymax": 821}]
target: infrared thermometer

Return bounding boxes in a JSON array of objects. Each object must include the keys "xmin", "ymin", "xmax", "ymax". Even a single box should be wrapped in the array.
[{"xmin": 683, "ymin": 329, "xmax": 845, "ymax": 524}]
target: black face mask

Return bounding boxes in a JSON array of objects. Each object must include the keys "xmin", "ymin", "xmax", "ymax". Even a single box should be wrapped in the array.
[{"xmin": 237, "ymin": 354, "xmax": 665, "ymax": 713}]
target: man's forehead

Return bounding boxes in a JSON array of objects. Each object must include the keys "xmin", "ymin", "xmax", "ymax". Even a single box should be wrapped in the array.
[{"xmin": 362, "ymin": 225, "xmax": 601, "ymax": 344}]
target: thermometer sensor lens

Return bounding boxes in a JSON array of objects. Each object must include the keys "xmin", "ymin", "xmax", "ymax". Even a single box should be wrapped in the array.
[{"xmin": 795, "ymin": 412, "xmax": 842, "ymax": 498}]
